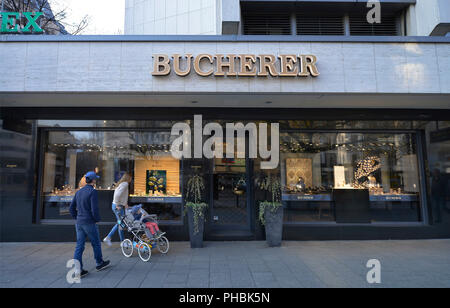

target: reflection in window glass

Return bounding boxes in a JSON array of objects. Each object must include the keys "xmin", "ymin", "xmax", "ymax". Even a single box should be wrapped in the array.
[
  {"xmin": 280, "ymin": 132, "xmax": 422, "ymax": 223},
  {"xmin": 438, "ymin": 121, "xmax": 450, "ymax": 130},
  {"xmin": 41, "ymin": 130, "xmax": 182, "ymax": 222},
  {"xmin": 427, "ymin": 124, "xmax": 450, "ymax": 224},
  {"xmin": 279, "ymin": 120, "xmax": 415, "ymax": 130},
  {"xmin": 38, "ymin": 120, "xmax": 179, "ymax": 128}
]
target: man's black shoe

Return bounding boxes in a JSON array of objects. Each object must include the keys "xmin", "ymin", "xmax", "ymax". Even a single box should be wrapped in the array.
[
  {"xmin": 96, "ymin": 260, "xmax": 111, "ymax": 272},
  {"xmin": 80, "ymin": 270, "xmax": 89, "ymax": 278}
]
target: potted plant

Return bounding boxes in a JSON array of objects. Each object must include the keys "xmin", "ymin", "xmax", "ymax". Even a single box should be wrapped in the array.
[
  {"xmin": 185, "ymin": 174, "xmax": 208, "ymax": 248},
  {"xmin": 258, "ymin": 174, "xmax": 283, "ymax": 247}
]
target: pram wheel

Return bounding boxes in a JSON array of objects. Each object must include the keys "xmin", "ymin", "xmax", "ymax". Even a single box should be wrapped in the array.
[
  {"xmin": 156, "ymin": 236, "xmax": 170, "ymax": 254},
  {"xmin": 121, "ymin": 239, "xmax": 133, "ymax": 258},
  {"xmin": 138, "ymin": 242, "xmax": 152, "ymax": 262}
]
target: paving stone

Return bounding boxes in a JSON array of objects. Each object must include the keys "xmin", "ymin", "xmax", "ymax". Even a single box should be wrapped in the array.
[
  {"xmin": 140, "ymin": 270, "xmax": 169, "ymax": 287},
  {"xmin": 163, "ymin": 282, "xmax": 187, "ymax": 288},
  {"xmin": 252, "ymin": 272, "xmax": 275, "ymax": 283},
  {"xmin": 248, "ymin": 263, "xmax": 270, "ymax": 272},
  {"xmin": 166, "ymin": 273, "xmax": 188, "ymax": 283},
  {"xmin": 210, "ymin": 271, "xmax": 232, "ymax": 288},
  {"xmin": 186, "ymin": 278, "xmax": 209, "ymax": 288},
  {"xmin": 254, "ymin": 280, "xmax": 280, "ymax": 288},
  {"xmin": 189, "ymin": 261, "xmax": 210, "ymax": 270},
  {"xmin": 231, "ymin": 280, "xmax": 256, "ymax": 288},
  {"xmin": 188, "ymin": 270, "xmax": 209, "ymax": 278}
]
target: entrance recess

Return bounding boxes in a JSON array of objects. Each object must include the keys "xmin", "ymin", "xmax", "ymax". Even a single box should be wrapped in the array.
[{"xmin": 208, "ymin": 136, "xmax": 254, "ymax": 238}]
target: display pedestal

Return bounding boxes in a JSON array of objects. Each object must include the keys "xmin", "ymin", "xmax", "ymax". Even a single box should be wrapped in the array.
[
  {"xmin": 97, "ymin": 190, "xmax": 114, "ymax": 221},
  {"xmin": 333, "ymin": 189, "xmax": 371, "ymax": 223}
]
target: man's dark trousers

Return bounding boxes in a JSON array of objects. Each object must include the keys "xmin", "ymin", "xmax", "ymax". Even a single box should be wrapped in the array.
[{"xmin": 74, "ymin": 224, "xmax": 103, "ymax": 270}]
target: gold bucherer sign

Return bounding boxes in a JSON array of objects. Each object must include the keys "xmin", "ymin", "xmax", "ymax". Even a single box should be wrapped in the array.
[{"xmin": 152, "ymin": 54, "xmax": 319, "ymax": 77}]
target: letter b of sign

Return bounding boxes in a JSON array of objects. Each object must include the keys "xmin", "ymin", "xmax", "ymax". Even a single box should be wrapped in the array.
[
  {"xmin": 367, "ymin": 0, "xmax": 381, "ymax": 24},
  {"xmin": 366, "ymin": 259, "xmax": 381, "ymax": 284}
]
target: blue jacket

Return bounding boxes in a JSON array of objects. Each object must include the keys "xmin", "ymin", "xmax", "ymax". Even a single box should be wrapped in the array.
[{"xmin": 69, "ymin": 185, "xmax": 101, "ymax": 224}]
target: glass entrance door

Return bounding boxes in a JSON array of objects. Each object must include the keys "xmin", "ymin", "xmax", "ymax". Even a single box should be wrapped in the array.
[{"xmin": 209, "ymin": 136, "xmax": 253, "ymax": 235}]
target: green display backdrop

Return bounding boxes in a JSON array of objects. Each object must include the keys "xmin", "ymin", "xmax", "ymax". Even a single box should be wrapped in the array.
[{"xmin": 146, "ymin": 170, "xmax": 167, "ymax": 194}]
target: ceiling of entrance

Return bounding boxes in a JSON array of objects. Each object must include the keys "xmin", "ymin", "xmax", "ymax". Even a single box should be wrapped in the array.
[{"xmin": 1, "ymin": 92, "xmax": 449, "ymax": 109}]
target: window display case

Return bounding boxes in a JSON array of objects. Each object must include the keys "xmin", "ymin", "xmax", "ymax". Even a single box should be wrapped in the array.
[
  {"xmin": 40, "ymin": 130, "xmax": 183, "ymax": 223},
  {"xmin": 280, "ymin": 131, "xmax": 422, "ymax": 223},
  {"xmin": 129, "ymin": 154, "xmax": 182, "ymax": 221}
]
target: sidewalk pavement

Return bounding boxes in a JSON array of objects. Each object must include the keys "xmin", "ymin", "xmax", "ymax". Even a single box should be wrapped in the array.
[{"xmin": 1, "ymin": 240, "xmax": 449, "ymax": 288}]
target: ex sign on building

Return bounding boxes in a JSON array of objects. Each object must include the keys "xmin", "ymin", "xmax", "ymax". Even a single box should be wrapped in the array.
[{"xmin": 1, "ymin": 12, "xmax": 44, "ymax": 33}]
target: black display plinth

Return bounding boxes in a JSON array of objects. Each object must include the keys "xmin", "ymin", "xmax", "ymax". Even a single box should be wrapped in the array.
[
  {"xmin": 333, "ymin": 189, "xmax": 371, "ymax": 223},
  {"xmin": 97, "ymin": 190, "xmax": 115, "ymax": 222}
]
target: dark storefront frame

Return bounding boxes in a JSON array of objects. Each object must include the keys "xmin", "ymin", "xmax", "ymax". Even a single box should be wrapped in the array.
[
  {"xmin": 1, "ymin": 107, "xmax": 449, "ymax": 242},
  {"xmin": 34, "ymin": 123, "xmax": 429, "ymax": 234}
]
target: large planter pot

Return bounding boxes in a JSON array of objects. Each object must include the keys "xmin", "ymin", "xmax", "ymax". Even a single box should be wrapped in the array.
[
  {"xmin": 187, "ymin": 206, "xmax": 205, "ymax": 248},
  {"xmin": 264, "ymin": 205, "xmax": 284, "ymax": 247}
]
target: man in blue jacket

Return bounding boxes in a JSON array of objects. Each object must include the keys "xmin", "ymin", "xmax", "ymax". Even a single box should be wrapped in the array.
[{"xmin": 70, "ymin": 171, "xmax": 110, "ymax": 278}]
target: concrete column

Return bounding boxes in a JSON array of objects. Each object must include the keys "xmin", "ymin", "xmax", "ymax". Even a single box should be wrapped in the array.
[
  {"xmin": 344, "ymin": 14, "xmax": 350, "ymax": 36},
  {"xmin": 290, "ymin": 12, "xmax": 297, "ymax": 35},
  {"xmin": 221, "ymin": 0, "xmax": 240, "ymax": 35}
]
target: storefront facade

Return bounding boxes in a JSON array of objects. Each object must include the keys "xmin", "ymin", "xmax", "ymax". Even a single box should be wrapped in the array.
[{"xmin": 1, "ymin": 35, "xmax": 449, "ymax": 242}]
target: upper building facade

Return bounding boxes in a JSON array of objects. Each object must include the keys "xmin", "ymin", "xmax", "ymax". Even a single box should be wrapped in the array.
[
  {"xmin": 125, "ymin": 0, "xmax": 450, "ymax": 36},
  {"xmin": 125, "ymin": 0, "xmax": 221, "ymax": 35}
]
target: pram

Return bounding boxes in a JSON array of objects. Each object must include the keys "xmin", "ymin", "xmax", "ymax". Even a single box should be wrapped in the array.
[{"xmin": 118, "ymin": 204, "xmax": 169, "ymax": 262}]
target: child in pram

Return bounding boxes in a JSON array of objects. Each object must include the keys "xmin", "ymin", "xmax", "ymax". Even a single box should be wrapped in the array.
[
  {"xmin": 126, "ymin": 204, "xmax": 164, "ymax": 240},
  {"xmin": 119, "ymin": 204, "xmax": 169, "ymax": 262}
]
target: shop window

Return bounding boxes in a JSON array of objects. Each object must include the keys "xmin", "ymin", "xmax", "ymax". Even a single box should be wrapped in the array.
[
  {"xmin": 427, "ymin": 122, "xmax": 450, "ymax": 224},
  {"xmin": 280, "ymin": 132, "xmax": 423, "ymax": 223},
  {"xmin": 40, "ymin": 130, "xmax": 182, "ymax": 223}
]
